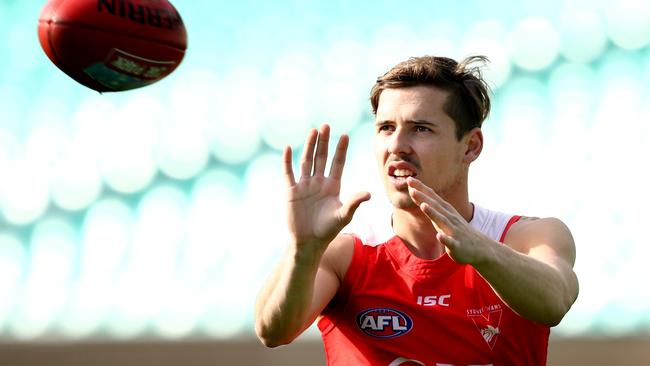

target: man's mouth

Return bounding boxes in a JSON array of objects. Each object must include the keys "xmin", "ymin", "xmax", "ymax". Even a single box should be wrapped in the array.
[
  {"xmin": 391, "ymin": 169, "xmax": 416, "ymax": 178},
  {"xmin": 387, "ymin": 163, "xmax": 418, "ymax": 188},
  {"xmin": 388, "ymin": 162, "xmax": 418, "ymax": 178}
]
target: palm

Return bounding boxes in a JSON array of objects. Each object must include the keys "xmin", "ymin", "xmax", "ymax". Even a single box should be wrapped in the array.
[
  {"xmin": 284, "ymin": 125, "xmax": 370, "ymax": 248},
  {"xmin": 288, "ymin": 176, "xmax": 344, "ymax": 243}
]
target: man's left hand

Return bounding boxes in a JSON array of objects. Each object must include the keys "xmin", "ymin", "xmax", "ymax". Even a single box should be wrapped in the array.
[{"xmin": 406, "ymin": 176, "xmax": 493, "ymax": 265}]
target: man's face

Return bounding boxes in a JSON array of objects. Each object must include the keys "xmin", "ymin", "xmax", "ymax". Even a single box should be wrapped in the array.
[{"xmin": 374, "ymin": 85, "xmax": 468, "ymax": 210}]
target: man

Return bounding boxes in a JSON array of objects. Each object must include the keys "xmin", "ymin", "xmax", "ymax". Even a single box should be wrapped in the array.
[{"xmin": 254, "ymin": 55, "xmax": 579, "ymax": 365}]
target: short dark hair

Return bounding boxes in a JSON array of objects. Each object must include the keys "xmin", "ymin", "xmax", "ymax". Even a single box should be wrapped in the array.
[{"xmin": 370, "ymin": 55, "xmax": 491, "ymax": 140}]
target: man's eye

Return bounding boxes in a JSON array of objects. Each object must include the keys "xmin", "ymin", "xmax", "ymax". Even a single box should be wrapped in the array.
[
  {"xmin": 415, "ymin": 126, "xmax": 431, "ymax": 132},
  {"xmin": 378, "ymin": 125, "xmax": 394, "ymax": 132}
]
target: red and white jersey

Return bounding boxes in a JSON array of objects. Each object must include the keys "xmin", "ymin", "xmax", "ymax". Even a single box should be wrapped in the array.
[{"xmin": 318, "ymin": 205, "xmax": 550, "ymax": 366}]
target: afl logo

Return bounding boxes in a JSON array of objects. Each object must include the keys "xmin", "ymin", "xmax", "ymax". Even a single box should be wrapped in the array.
[{"xmin": 356, "ymin": 308, "xmax": 413, "ymax": 338}]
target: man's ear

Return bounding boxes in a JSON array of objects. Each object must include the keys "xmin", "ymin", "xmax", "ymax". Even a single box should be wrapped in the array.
[{"xmin": 463, "ymin": 127, "xmax": 483, "ymax": 164}]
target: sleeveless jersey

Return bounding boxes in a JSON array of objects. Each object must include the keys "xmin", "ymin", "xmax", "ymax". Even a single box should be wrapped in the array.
[{"xmin": 317, "ymin": 205, "xmax": 550, "ymax": 366}]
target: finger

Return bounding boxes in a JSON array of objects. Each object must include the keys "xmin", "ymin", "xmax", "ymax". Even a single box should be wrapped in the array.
[
  {"xmin": 407, "ymin": 185, "xmax": 430, "ymax": 206},
  {"xmin": 312, "ymin": 124, "xmax": 330, "ymax": 176},
  {"xmin": 407, "ymin": 177, "xmax": 454, "ymax": 213},
  {"xmin": 328, "ymin": 134, "xmax": 349, "ymax": 180},
  {"xmin": 420, "ymin": 201, "xmax": 451, "ymax": 233},
  {"xmin": 339, "ymin": 191, "xmax": 371, "ymax": 224},
  {"xmin": 300, "ymin": 128, "xmax": 318, "ymax": 178},
  {"xmin": 437, "ymin": 232, "xmax": 458, "ymax": 250},
  {"xmin": 283, "ymin": 145, "xmax": 296, "ymax": 186},
  {"xmin": 407, "ymin": 177, "xmax": 437, "ymax": 198},
  {"xmin": 408, "ymin": 186, "xmax": 446, "ymax": 219}
]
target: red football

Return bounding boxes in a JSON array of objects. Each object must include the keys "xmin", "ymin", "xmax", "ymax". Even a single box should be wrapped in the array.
[{"xmin": 38, "ymin": 0, "xmax": 187, "ymax": 92}]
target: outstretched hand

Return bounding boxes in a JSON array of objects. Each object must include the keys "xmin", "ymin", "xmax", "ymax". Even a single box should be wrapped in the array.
[
  {"xmin": 406, "ymin": 177, "xmax": 490, "ymax": 265},
  {"xmin": 284, "ymin": 124, "xmax": 371, "ymax": 253}
]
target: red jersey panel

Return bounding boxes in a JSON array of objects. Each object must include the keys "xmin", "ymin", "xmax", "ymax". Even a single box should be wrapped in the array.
[{"xmin": 318, "ymin": 215, "xmax": 549, "ymax": 366}]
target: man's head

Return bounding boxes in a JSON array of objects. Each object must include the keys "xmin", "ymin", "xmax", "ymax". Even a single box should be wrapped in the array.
[
  {"xmin": 370, "ymin": 55, "xmax": 491, "ymax": 140},
  {"xmin": 371, "ymin": 56, "xmax": 491, "ymax": 211}
]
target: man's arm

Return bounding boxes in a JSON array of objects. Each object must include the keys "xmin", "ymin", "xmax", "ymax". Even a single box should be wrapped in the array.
[
  {"xmin": 473, "ymin": 217, "xmax": 578, "ymax": 326},
  {"xmin": 254, "ymin": 124, "xmax": 369, "ymax": 347},
  {"xmin": 406, "ymin": 177, "xmax": 578, "ymax": 326},
  {"xmin": 254, "ymin": 234, "xmax": 354, "ymax": 347}
]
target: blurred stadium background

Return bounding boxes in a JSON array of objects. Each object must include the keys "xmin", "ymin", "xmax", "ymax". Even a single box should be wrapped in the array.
[{"xmin": 1, "ymin": 0, "xmax": 650, "ymax": 364}]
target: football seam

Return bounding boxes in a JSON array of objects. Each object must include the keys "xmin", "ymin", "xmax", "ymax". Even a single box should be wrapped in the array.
[
  {"xmin": 45, "ymin": 22, "xmax": 72, "ymax": 80},
  {"xmin": 41, "ymin": 0, "xmax": 70, "ymax": 75},
  {"xmin": 48, "ymin": 20, "xmax": 187, "ymax": 51}
]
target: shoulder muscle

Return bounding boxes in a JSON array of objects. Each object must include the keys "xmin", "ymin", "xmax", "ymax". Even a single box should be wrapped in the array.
[{"xmin": 505, "ymin": 217, "xmax": 576, "ymax": 266}]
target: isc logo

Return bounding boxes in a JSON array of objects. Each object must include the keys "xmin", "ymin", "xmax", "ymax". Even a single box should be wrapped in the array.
[
  {"xmin": 416, "ymin": 294, "xmax": 451, "ymax": 307},
  {"xmin": 356, "ymin": 308, "xmax": 413, "ymax": 338}
]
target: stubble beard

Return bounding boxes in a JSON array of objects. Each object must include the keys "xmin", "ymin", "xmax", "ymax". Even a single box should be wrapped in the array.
[
  {"xmin": 386, "ymin": 175, "xmax": 459, "ymax": 211},
  {"xmin": 387, "ymin": 182, "xmax": 423, "ymax": 212},
  {"xmin": 391, "ymin": 191, "xmax": 418, "ymax": 210}
]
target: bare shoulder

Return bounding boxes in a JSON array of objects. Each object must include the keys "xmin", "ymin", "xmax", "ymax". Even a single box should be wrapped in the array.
[
  {"xmin": 504, "ymin": 217, "xmax": 576, "ymax": 265},
  {"xmin": 510, "ymin": 216, "xmax": 572, "ymax": 234},
  {"xmin": 320, "ymin": 233, "xmax": 357, "ymax": 282}
]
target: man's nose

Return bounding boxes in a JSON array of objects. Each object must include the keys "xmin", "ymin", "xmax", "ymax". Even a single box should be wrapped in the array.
[{"xmin": 387, "ymin": 128, "xmax": 412, "ymax": 156}]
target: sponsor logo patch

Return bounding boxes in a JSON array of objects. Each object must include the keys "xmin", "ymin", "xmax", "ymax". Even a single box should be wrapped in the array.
[
  {"xmin": 356, "ymin": 307, "xmax": 413, "ymax": 338},
  {"xmin": 84, "ymin": 49, "xmax": 176, "ymax": 90}
]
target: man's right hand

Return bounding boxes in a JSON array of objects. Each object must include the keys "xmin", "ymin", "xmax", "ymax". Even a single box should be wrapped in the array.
[
  {"xmin": 283, "ymin": 124, "xmax": 371, "ymax": 256},
  {"xmin": 255, "ymin": 124, "xmax": 369, "ymax": 347}
]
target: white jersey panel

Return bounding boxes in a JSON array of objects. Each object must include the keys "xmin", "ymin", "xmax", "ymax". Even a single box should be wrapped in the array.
[{"xmin": 469, "ymin": 203, "xmax": 514, "ymax": 242}]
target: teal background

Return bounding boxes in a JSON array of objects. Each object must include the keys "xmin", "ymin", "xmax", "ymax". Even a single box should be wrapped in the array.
[{"xmin": 1, "ymin": 0, "xmax": 649, "ymax": 340}]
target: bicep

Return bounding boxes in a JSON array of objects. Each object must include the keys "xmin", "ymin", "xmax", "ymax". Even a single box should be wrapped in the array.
[{"xmin": 508, "ymin": 217, "xmax": 579, "ymax": 296}]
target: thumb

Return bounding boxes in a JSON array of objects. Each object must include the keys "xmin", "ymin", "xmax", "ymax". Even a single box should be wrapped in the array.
[{"xmin": 340, "ymin": 191, "xmax": 371, "ymax": 224}]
